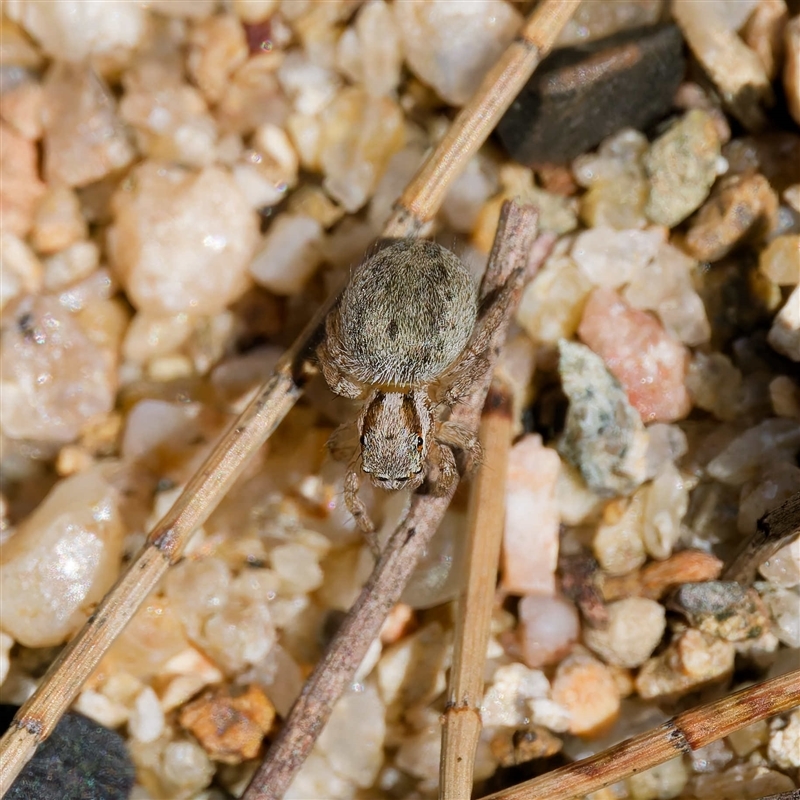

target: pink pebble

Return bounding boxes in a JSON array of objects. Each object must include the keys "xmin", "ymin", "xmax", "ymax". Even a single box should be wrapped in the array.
[
  {"xmin": 578, "ymin": 287, "xmax": 692, "ymax": 423},
  {"xmin": 518, "ymin": 595, "xmax": 580, "ymax": 668},
  {"xmin": 501, "ymin": 434, "xmax": 561, "ymax": 596}
]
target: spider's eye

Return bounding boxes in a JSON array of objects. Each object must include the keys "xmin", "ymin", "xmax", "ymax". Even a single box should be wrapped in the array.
[
  {"xmin": 416, "ymin": 435, "xmax": 424, "ymax": 449},
  {"xmin": 360, "ymin": 434, "xmax": 367, "ymax": 446}
]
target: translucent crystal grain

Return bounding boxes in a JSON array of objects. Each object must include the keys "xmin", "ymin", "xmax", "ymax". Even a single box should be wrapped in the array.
[
  {"xmin": 571, "ymin": 226, "xmax": 664, "ymax": 289},
  {"xmin": 0, "ymin": 467, "xmax": 124, "ymax": 647},
  {"xmin": 0, "ymin": 295, "xmax": 116, "ymax": 443},
  {"xmin": 584, "ymin": 597, "xmax": 666, "ymax": 668},
  {"xmin": 108, "ymin": 162, "xmax": 258, "ymax": 316},
  {"xmin": 759, "ymin": 234, "xmax": 800, "ymax": 285},
  {"xmin": 518, "ymin": 595, "xmax": 580, "ymax": 668}
]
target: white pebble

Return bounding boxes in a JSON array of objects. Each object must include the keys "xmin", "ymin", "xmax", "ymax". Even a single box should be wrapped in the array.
[
  {"xmin": 249, "ymin": 214, "xmax": 324, "ymax": 295},
  {"xmin": 129, "ymin": 686, "xmax": 165, "ymax": 744},
  {"xmin": 518, "ymin": 595, "xmax": 580, "ymax": 668},
  {"xmin": 642, "ymin": 462, "xmax": 689, "ymax": 560},
  {"xmin": 271, "ymin": 543, "xmax": 324, "ymax": 595},
  {"xmin": 481, "ymin": 662, "xmax": 551, "ymax": 728},
  {"xmin": 759, "ymin": 538, "xmax": 800, "ymax": 587},
  {"xmin": 584, "ymin": 597, "xmax": 666, "ymax": 668},
  {"xmin": 161, "ymin": 739, "xmax": 215, "ymax": 794},
  {"xmin": 203, "ymin": 600, "xmax": 276, "ymax": 674},
  {"xmin": 0, "ymin": 467, "xmax": 125, "ymax": 647},
  {"xmin": 502, "ymin": 435, "xmax": 561, "ymax": 595},
  {"xmin": 74, "ymin": 688, "xmax": 130, "ymax": 729},
  {"xmin": 768, "ymin": 710, "xmax": 800, "ymax": 769},
  {"xmin": 0, "ymin": 232, "xmax": 43, "ymax": 309},
  {"xmin": 0, "ymin": 633, "xmax": 13, "ymax": 687},
  {"xmin": 572, "ymin": 226, "xmax": 664, "ymax": 289}
]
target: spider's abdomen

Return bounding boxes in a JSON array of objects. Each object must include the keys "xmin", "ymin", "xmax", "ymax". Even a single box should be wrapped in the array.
[{"xmin": 339, "ymin": 240, "xmax": 478, "ymax": 387}]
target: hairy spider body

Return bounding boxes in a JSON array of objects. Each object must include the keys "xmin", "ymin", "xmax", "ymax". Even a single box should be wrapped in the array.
[{"xmin": 317, "ymin": 238, "xmax": 509, "ymax": 550}]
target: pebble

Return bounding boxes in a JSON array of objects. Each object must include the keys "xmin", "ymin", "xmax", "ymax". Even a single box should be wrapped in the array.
[
  {"xmin": 556, "ymin": 0, "xmax": 664, "ymax": 47},
  {"xmin": 187, "ymin": 14, "xmax": 249, "ymax": 106},
  {"xmin": 643, "ymin": 110, "xmax": 722, "ymax": 227},
  {"xmin": 0, "ymin": 633, "xmax": 13, "ymax": 687},
  {"xmin": 108, "ymin": 162, "xmax": 258, "ymax": 316},
  {"xmin": 673, "ymin": 0, "xmax": 772, "ymax": 130},
  {"xmin": 515, "ymin": 254, "xmax": 593, "ymax": 346},
  {"xmin": 691, "ymin": 763, "xmax": 795, "ymax": 799},
  {"xmin": 285, "ymin": 750, "xmax": 354, "ymax": 800},
  {"xmin": 0, "ymin": 467, "xmax": 124, "ymax": 647},
  {"xmin": 319, "ymin": 88, "xmax": 405, "ymax": 212},
  {"xmin": 555, "ymin": 462, "xmax": 606, "ymax": 526},
  {"xmin": 42, "ymin": 63, "xmax": 135, "ymax": 187},
  {"xmin": 593, "ymin": 491, "xmax": 647, "ymax": 576},
  {"xmin": 489, "ymin": 725, "xmax": 562, "ymax": 767},
  {"xmin": 119, "ymin": 79, "xmax": 219, "ymax": 169},
  {"xmin": 249, "ymin": 214, "xmax": 324, "ymax": 295},
  {"xmin": 234, "ymin": 124, "xmax": 299, "ymax": 210},
  {"xmin": 770, "ymin": 375, "xmax": 800, "ymax": 419},
  {"xmin": 232, "ymin": 0, "xmax": 280, "ymax": 24},
  {"xmin": 318, "ymin": 681, "xmax": 386, "ymax": 787},
  {"xmin": 179, "ymin": 684, "xmax": 275, "ymax": 764},
  {"xmin": 3, "ymin": 706, "xmax": 135, "ymax": 800},
  {"xmin": 501, "ymin": 434, "xmax": 561, "ymax": 596},
  {"xmin": 481, "ymin": 662, "xmax": 552, "ymax": 729},
  {"xmin": 627, "ymin": 756, "xmax": 688, "ymax": 800},
  {"xmin": 0, "ymin": 295, "xmax": 117, "ymax": 442},
  {"xmin": 203, "ymin": 600, "xmax": 276, "ymax": 675},
  {"xmin": 738, "ymin": 462, "xmax": 800, "ymax": 534},
  {"xmin": 498, "ymin": 24, "xmax": 684, "ymax": 166},
  {"xmin": 441, "ymin": 154, "xmax": 499, "ymax": 234},
  {"xmin": 673, "ymin": 583, "xmax": 771, "ymax": 643},
  {"xmin": 635, "ymin": 629, "xmax": 735, "ymax": 700},
  {"xmin": 159, "ymin": 739, "xmax": 215, "ymax": 797},
  {"xmin": 759, "ymin": 537, "xmax": 800, "ymax": 587},
  {"xmin": 557, "ymin": 340, "xmax": 649, "ymax": 497},
  {"xmin": 393, "ymin": 0, "xmax": 521, "ymax": 106},
  {"xmin": 767, "ymin": 709, "xmax": 800, "ymax": 769},
  {"xmin": 336, "ymin": 0, "xmax": 402, "ymax": 98},
  {"xmin": 217, "ymin": 54, "xmax": 288, "ymax": 136},
  {"xmin": 571, "ymin": 226, "xmax": 664, "ymax": 289},
  {"xmin": 768, "ymin": 285, "xmax": 800, "ymax": 361},
  {"xmin": 784, "ymin": 16, "xmax": 800, "ymax": 126},
  {"xmin": 644, "ymin": 423, "xmax": 688, "ymax": 480},
  {"xmin": 578, "ymin": 287, "xmax": 692, "ymax": 423},
  {"xmin": 623, "ymin": 242, "xmax": 711, "ymax": 347},
  {"xmin": 6, "ymin": 0, "xmax": 145, "ymax": 61},
  {"xmin": 706, "ymin": 418, "xmax": 800, "ymax": 485},
  {"xmin": 128, "ymin": 686, "xmax": 165, "ymax": 745},
  {"xmin": 0, "ymin": 233, "xmax": 43, "ymax": 310},
  {"xmin": 761, "ymin": 586, "xmax": 800, "ymax": 647},
  {"xmin": 759, "ymin": 234, "xmax": 800, "ymax": 285},
  {"xmin": 271, "ymin": 542, "xmax": 326, "ymax": 595},
  {"xmin": 573, "ymin": 128, "xmax": 650, "ymax": 230},
  {"xmin": 43, "ymin": 241, "xmax": 100, "ymax": 291},
  {"xmin": 685, "ymin": 173, "xmax": 778, "ymax": 262},
  {"xmin": 517, "ymin": 595, "xmax": 580, "ymax": 668},
  {"xmin": 638, "ymin": 550, "xmax": 723, "ymax": 600},
  {"xmin": 585, "ymin": 597, "xmax": 666, "ymax": 668},
  {"xmin": 551, "ymin": 651, "xmax": 621, "ymax": 736},
  {"xmin": 685, "ymin": 352, "xmax": 743, "ymax": 421},
  {"xmin": 30, "ymin": 185, "xmax": 87, "ymax": 255},
  {"xmin": 642, "ymin": 462, "xmax": 690, "ymax": 559},
  {"xmin": 0, "ymin": 121, "xmax": 45, "ymax": 237},
  {"xmin": 727, "ymin": 718, "xmax": 768, "ymax": 757},
  {"xmin": 0, "ymin": 79, "xmax": 44, "ymax": 140}
]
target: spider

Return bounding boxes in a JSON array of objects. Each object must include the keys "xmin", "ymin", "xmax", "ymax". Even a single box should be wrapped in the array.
[{"xmin": 316, "ymin": 238, "xmax": 518, "ymax": 551}]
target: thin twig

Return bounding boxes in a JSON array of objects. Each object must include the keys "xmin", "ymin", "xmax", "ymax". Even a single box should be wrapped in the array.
[
  {"xmin": 0, "ymin": 3, "xmax": 579, "ymax": 793},
  {"xmin": 440, "ymin": 380, "xmax": 513, "ymax": 800},
  {"xmin": 243, "ymin": 203, "xmax": 548, "ymax": 800},
  {"xmin": 479, "ymin": 668, "xmax": 800, "ymax": 800},
  {"xmin": 723, "ymin": 490, "xmax": 800, "ymax": 584}
]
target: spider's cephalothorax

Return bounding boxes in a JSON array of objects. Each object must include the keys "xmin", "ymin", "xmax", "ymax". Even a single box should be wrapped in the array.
[{"xmin": 317, "ymin": 238, "xmax": 513, "ymax": 551}]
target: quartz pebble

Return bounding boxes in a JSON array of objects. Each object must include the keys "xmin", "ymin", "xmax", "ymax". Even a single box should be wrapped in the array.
[
  {"xmin": 636, "ymin": 629, "xmax": 735, "ymax": 700},
  {"xmin": 31, "ymin": 184, "xmax": 87, "ymax": 255},
  {"xmin": 551, "ymin": 651, "xmax": 621, "ymax": 736},
  {"xmin": 501, "ymin": 434, "xmax": 561, "ymax": 596},
  {"xmin": 584, "ymin": 597, "xmax": 666, "ymax": 668},
  {"xmin": 784, "ymin": 16, "xmax": 800, "ymax": 126},
  {"xmin": 318, "ymin": 681, "xmax": 385, "ymax": 787},
  {"xmin": 0, "ymin": 633, "xmax": 14, "ymax": 687},
  {"xmin": 0, "ymin": 467, "xmax": 124, "ymax": 647},
  {"xmin": 393, "ymin": 0, "xmax": 521, "ymax": 106},
  {"xmin": 43, "ymin": 241, "xmax": 100, "ymax": 291},
  {"xmin": 707, "ymin": 418, "xmax": 800, "ymax": 485},
  {"xmin": 685, "ymin": 173, "xmax": 778, "ymax": 262},
  {"xmin": 285, "ymin": 750, "xmax": 354, "ymax": 800},
  {"xmin": 759, "ymin": 537, "xmax": 800, "ymax": 587},
  {"xmin": 249, "ymin": 214, "xmax": 324, "ymax": 295},
  {"xmin": 593, "ymin": 491, "xmax": 647, "ymax": 576},
  {"xmin": 762, "ymin": 586, "xmax": 800, "ymax": 647},
  {"xmin": 517, "ymin": 595, "xmax": 580, "ymax": 668},
  {"xmin": 187, "ymin": 14, "xmax": 249, "ymax": 106},
  {"xmin": 738, "ymin": 462, "xmax": 800, "ymax": 534},
  {"xmin": 578, "ymin": 288, "xmax": 692, "ymax": 423},
  {"xmin": 623, "ymin": 242, "xmax": 711, "ymax": 346},
  {"xmin": 481, "ymin": 663, "xmax": 555, "ymax": 729},
  {"xmin": 0, "ymin": 121, "xmax": 45, "ymax": 237},
  {"xmin": 759, "ymin": 234, "xmax": 800, "ymax": 285},
  {"xmin": 768, "ymin": 709, "xmax": 800, "ymax": 769},
  {"xmin": 768, "ymin": 285, "xmax": 800, "ymax": 361},
  {"xmin": 556, "ymin": 0, "xmax": 664, "ymax": 47},
  {"xmin": 770, "ymin": 375, "xmax": 800, "ymax": 419},
  {"xmin": 319, "ymin": 88, "xmax": 405, "ymax": 212},
  {"xmin": 129, "ymin": 687, "xmax": 165, "ymax": 744},
  {"xmin": 571, "ymin": 226, "xmax": 664, "ymax": 289},
  {"xmin": 0, "ymin": 295, "xmax": 116, "ymax": 443},
  {"xmin": 108, "ymin": 162, "xmax": 258, "ymax": 316},
  {"xmin": 558, "ymin": 340, "xmax": 648, "ymax": 497},
  {"xmin": 0, "ymin": 233, "xmax": 43, "ymax": 310},
  {"xmin": 642, "ymin": 462, "xmax": 689, "ymax": 559},
  {"xmin": 643, "ymin": 110, "xmax": 722, "ymax": 227},
  {"xmin": 0, "ymin": 79, "xmax": 44, "ymax": 140},
  {"xmin": 685, "ymin": 352, "xmax": 743, "ymax": 421},
  {"xmin": 6, "ymin": 0, "xmax": 146, "ymax": 61},
  {"xmin": 627, "ymin": 756, "xmax": 688, "ymax": 800},
  {"xmin": 516, "ymin": 254, "xmax": 593, "ymax": 346},
  {"xmin": 42, "ymin": 63, "xmax": 135, "ymax": 187},
  {"xmin": 179, "ymin": 684, "xmax": 275, "ymax": 764},
  {"xmin": 203, "ymin": 600, "xmax": 276, "ymax": 675}
]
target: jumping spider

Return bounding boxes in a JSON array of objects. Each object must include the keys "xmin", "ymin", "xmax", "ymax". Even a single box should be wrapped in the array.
[{"xmin": 317, "ymin": 238, "xmax": 519, "ymax": 552}]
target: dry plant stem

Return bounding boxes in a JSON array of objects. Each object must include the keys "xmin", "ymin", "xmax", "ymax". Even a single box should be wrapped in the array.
[
  {"xmin": 723, "ymin": 489, "xmax": 800, "ymax": 583},
  {"xmin": 381, "ymin": 0, "xmax": 581, "ymax": 238},
  {"xmin": 243, "ymin": 203, "xmax": 544, "ymax": 800},
  {"xmin": 0, "ymin": 1, "xmax": 580, "ymax": 791},
  {"xmin": 480, "ymin": 668, "xmax": 800, "ymax": 800},
  {"xmin": 440, "ymin": 381, "xmax": 513, "ymax": 800}
]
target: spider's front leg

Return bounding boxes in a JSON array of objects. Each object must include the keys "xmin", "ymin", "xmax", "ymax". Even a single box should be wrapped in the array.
[
  {"xmin": 437, "ymin": 420, "xmax": 482, "ymax": 474},
  {"xmin": 344, "ymin": 467, "xmax": 380, "ymax": 557}
]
